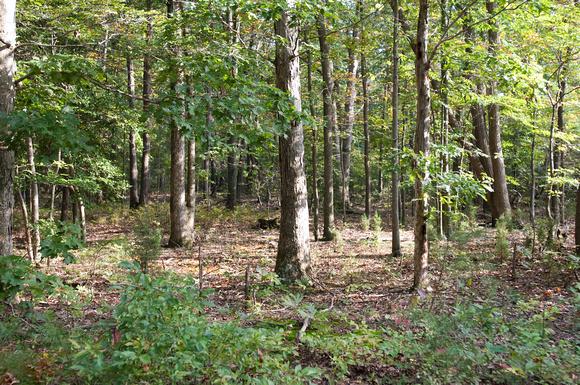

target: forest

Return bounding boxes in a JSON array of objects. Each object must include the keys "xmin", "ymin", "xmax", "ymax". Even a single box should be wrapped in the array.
[{"xmin": 0, "ymin": 0, "xmax": 579, "ymax": 384}]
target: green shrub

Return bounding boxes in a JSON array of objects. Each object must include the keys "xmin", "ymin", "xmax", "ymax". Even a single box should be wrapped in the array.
[
  {"xmin": 132, "ymin": 208, "xmax": 163, "ymax": 273},
  {"xmin": 495, "ymin": 214, "xmax": 511, "ymax": 260},
  {"xmin": 40, "ymin": 220, "xmax": 84, "ymax": 264},
  {"xmin": 361, "ymin": 214, "xmax": 370, "ymax": 231}
]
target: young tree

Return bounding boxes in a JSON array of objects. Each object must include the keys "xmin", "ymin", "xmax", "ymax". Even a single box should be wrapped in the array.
[
  {"xmin": 140, "ymin": 0, "xmax": 153, "ymax": 207},
  {"xmin": 360, "ymin": 0, "xmax": 371, "ymax": 219},
  {"xmin": 127, "ymin": 56, "xmax": 139, "ymax": 209},
  {"xmin": 0, "ymin": 0, "xmax": 15, "ymax": 256},
  {"xmin": 391, "ymin": 0, "xmax": 401, "ymax": 258},
  {"xmin": 274, "ymin": 4, "xmax": 311, "ymax": 281}
]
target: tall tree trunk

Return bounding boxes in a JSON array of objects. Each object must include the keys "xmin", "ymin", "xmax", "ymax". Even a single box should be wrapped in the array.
[
  {"xmin": 341, "ymin": 31, "xmax": 359, "ymax": 211},
  {"xmin": 575, "ymin": 185, "xmax": 579, "ymax": 255},
  {"xmin": 391, "ymin": 0, "xmax": 401, "ymax": 258},
  {"xmin": 486, "ymin": 0, "xmax": 511, "ymax": 218},
  {"xmin": 317, "ymin": 10, "xmax": 335, "ymax": 241},
  {"xmin": 0, "ymin": 0, "xmax": 15, "ymax": 256},
  {"xmin": 307, "ymin": 48, "xmax": 320, "ymax": 241},
  {"xmin": 412, "ymin": 0, "xmax": 431, "ymax": 290},
  {"xmin": 127, "ymin": 56, "xmax": 139, "ymax": 209},
  {"xmin": 226, "ymin": 139, "xmax": 238, "ymax": 210},
  {"xmin": 140, "ymin": 0, "xmax": 153, "ymax": 206},
  {"xmin": 360, "ymin": 0, "xmax": 371, "ymax": 218},
  {"xmin": 274, "ymin": 7, "xmax": 311, "ymax": 281},
  {"xmin": 27, "ymin": 137, "xmax": 40, "ymax": 262},
  {"xmin": 49, "ymin": 149, "xmax": 61, "ymax": 220},
  {"xmin": 168, "ymin": 0, "xmax": 193, "ymax": 247},
  {"xmin": 550, "ymin": 73, "xmax": 566, "ymax": 229},
  {"xmin": 439, "ymin": 0, "xmax": 450, "ymax": 238}
]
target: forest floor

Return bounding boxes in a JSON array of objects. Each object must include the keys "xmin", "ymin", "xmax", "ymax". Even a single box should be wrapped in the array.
[{"xmin": 3, "ymin": 200, "xmax": 579, "ymax": 384}]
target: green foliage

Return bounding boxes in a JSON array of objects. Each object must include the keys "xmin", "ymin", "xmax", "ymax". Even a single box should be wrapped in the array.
[
  {"xmin": 361, "ymin": 214, "xmax": 370, "ymax": 231},
  {"xmin": 495, "ymin": 215, "xmax": 511, "ymax": 260},
  {"xmin": 71, "ymin": 271, "xmax": 320, "ymax": 384},
  {"xmin": 39, "ymin": 220, "xmax": 84, "ymax": 264},
  {"xmin": 131, "ymin": 208, "xmax": 163, "ymax": 273}
]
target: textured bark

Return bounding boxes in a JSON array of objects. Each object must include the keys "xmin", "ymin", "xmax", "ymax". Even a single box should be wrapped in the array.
[
  {"xmin": 317, "ymin": 11, "xmax": 335, "ymax": 241},
  {"xmin": 391, "ymin": 0, "xmax": 401, "ymax": 258},
  {"xmin": 60, "ymin": 186, "xmax": 69, "ymax": 222},
  {"xmin": 412, "ymin": 0, "xmax": 431, "ymax": 290},
  {"xmin": 168, "ymin": 0, "xmax": 193, "ymax": 247},
  {"xmin": 439, "ymin": 0, "xmax": 450, "ymax": 238},
  {"xmin": 226, "ymin": 139, "xmax": 238, "ymax": 210},
  {"xmin": 0, "ymin": 0, "xmax": 15, "ymax": 256},
  {"xmin": 486, "ymin": 0, "xmax": 511, "ymax": 219},
  {"xmin": 550, "ymin": 76, "xmax": 566, "ymax": 227},
  {"xmin": 274, "ymin": 9, "xmax": 311, "ymax": 281},
  {"xmin": 127, "ymin": 56, "xmax": 139, "ymax": 209},
  {"xmin": 306, "ymin": 49, "xmax": 320, "ymax": 241},
  {"xmin": 341, "ymin": 31, "xmax": 358, "ymax": 210},
  {"xmin": 140, "ymin": 0, "xmax": 153, "ymax": 206}
]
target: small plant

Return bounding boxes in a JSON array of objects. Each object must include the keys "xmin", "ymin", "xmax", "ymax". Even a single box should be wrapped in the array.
[
  {"xmin": 371, "ymin": 211, "xmax": 382, "ymax": 233},
  {"xmin": 39, "ymin": 220, "xmax": 84, "ymax": 264},
  {"xmin": 495, "ymin": 214, "xmax": 511, "ymax": 260},
  {"xmin": 132, "ymin": 208, "xmax": 162, "ymax": 273},
  {"xmin": 361, "ymin": 214, "xmax": 370, "ymax": 231}
]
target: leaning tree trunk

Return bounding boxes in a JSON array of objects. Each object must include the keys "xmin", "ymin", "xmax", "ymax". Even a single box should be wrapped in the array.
[
  {"xmin": 391, "ymin": 0, "xmax": 401, "ymax": 258},
  {"xmin": 0, "ymin": 0, "xmax": 15, "ymax": 256},
  {"xmin": 486, "ymin": 0, "xmax": 511, "ymax": 219},
  {"xmin": 274, "ymin": 7, "xmax": 311, "ymax": 282},
  {"xmin": 140, "ymin": 0, "xmax": 153, "ymax": 206},
  {"xmin": 127, "ymin": 56, "xmax": 139, "ymax": 209},
  {"xmin": 317, "ymin": 10, "xmax": 336, "ymax": 241},
  {"xmin": 412, "ymin": 0, "xmax": 431, "ymax": 290}
]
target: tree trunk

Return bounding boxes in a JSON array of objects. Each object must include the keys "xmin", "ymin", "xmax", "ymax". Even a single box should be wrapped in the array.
[
  {"xmin": 341, "ymin": 31, "xmax": 359, "ymax": 211},
  {"xmin": 60, "ymin": 186, "xmax": 69, "ymax": 222},
  {"xmin": 140, "ymin": 0, "xmax": 153, "ymax": 206},
  {"xmin": 486, "ymin": 0, "xmax": 511, "ymax": 219},
  {"xmin": 226, "ymin": 139, "xmax": 238, "ymax": 210},
  {"xmin": 168, "ymin": 0, "xmax": 193, "ymax": 247},
  {"xmin": 317, "ymin": 10, "xmax": 335, "ymax": 241},
  {"xmin": 575, "ymin": 185, "xmax": 579, "ymax": 255},
  {"xmin": 0, "ymin": 0, "xmax": 16, "ymax": 256},
  {"xmin": 49, "ymin": 149, "xmax": 61, "ymax": 220},
  {"xmin": 391, "ymin": 0, "xmax": 401, "ymax": 258},
  {"xmin": 27, "ymin": 137, "xmax": 40, "ymax": 262},
  {"xmin": 360, "ymin": 1, "xmax": 371, "ymax": 218},
  {"xmin": 306, "ymin": 48, "xmax": 320, "ymax": 241},
  {"xmin": 439, "ymin": 0, "xmax": 450, "ymax": 238},
  {"xmin": 412, "ymin": 0, "xmax": 431, "ymax": 290},
  {"xmin": 550, "ymin": 74, "xmax": 566, "ymax": 229},
  {"xmin": 274, "ymin": 8, "xmax": 311, "ymax": 281},
  {"xmin": 127, "ymin": 56, "xmax": 139, "ymax": 209}
]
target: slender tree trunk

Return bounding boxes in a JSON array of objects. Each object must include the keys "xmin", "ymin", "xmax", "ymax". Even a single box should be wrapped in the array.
[
  {"xmin": 274, "ymin": 8, "xmax": 311, "ymax": 281},
  {"xmin": 127, "ymin": 56, "xmax": 139, "ymax": 209},
  {"xmin": 226, "ymin": 139, "xmax": 238, "ymax": 210},
  {"xmin": 307, "ymin": 48, "xmax": 320, "ymax": 241},
  {"xmin": 0, "ymin": 0, "xmax": 16, "ymax": 256},
  {"xmin": 60, "ymin": 186, "xmax": 69, "ymax": 222},
  {"xmin": 204, "ymin": 95, "xmax": 213, "ymax": 204},
  {"xmin": 440, "ymin": 0, "xmax": 450, "ymax": 238},
  {"xmin": 530, "ymin": 121, "xmax": 536, "ymax": 253},
  {"xmin": 360, "ymin": 1, "xmax": 371, "ymax": 218},
  {"xmin": 140, "ymin": 0, "xmax": 153, "ymax": 206},
  {"xmin": 550, "ymin": 74, "xmax": 566, "ymax": 229},
  {"xmin": 575, "ymin": 185, "xmax": 579, "ymax": 255},
  {"xmin": 486, "ymin": 0, "xmax": 511, "ymax": 219},
  {"xmin": 341, "ymin": 32, "xmax": 358, "ymax": 211},
  {"xmin": 27, "ymin": 137, "xmax": 40, "ymax": 262},
  {"xmin": 317, "ymin": 10, "xmax": 335, "ymax": 241},
  {"xmin": 391, "ymin": 0, "xmax": 401, "ymax": 258},
  {"xmin": 49, "ymin": 149, "xmax": 61, "ymax": 220},
  {"xmin": 412, "ymin": 0, "xmax": 431, "ymax": 290}
]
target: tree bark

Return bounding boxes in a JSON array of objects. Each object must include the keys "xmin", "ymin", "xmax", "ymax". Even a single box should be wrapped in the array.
[
  {"xmin": 274, "ymin": 8, "xmax": 311, "ymax": 282},
  {"xmin": 412, "ymin": 0, "xmax": 431, "ymax": 290},
  {"xmin": 317, "ymin": 10, "xmax": 336, "ymax": 241},
  {"xmin": 0, "ymin": 0, "xmax": 16, "ymax": 256},
  {"xmin": 341, "ymin": 31, "xmax": 359, "ymax": 211},
  {"xmin": 140, "ymin": 0, "xmax": 153, "ymax": 206},
  {"xmin": 360, "ymin": 0, "xmax": 371, "ymax": 218},
  {"xmin": 127, "ymin": 56, "xmax": 139, "ymax": 209},
  {"xmin": 306, "ymin": 48, "xmax": 320, "ymax": 241},
  {"xmin": 486, "ymin": 0, "xmax": 511, "ymax": 219},
  {"xmin": 391, "ymin": 0, "xmax": 401, "ymax": 258},
  {"xmin": 575, "ymin": 185, "xmax": 579, "ymax": 255},
  {"xmin": 439, "ymin": 0, "xmax": 450, "ymax": 239}
]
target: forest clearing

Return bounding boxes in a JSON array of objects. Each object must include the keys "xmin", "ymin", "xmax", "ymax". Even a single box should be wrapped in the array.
[{"xmin": 0, "ymin": 0, "xmax": 579, "ymax": 384}]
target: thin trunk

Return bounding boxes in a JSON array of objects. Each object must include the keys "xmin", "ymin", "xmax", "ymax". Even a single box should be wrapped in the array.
[
  {"xmin": 0, "ymin": 0, "xmax": 16, "ymax": 255},
  {"xmin": 575, "ymin": 185, "xmax": 579, "ymax": 255},
  {"xmin": 60, "ymin": 186, "xmax": 69, "ymax": 222},
  {"xmin": 17, "ymin": 189, "xmax": 33, "ymax": 261},
  {"xmin": 530, "ymin": 123, "xmax": 536, "ymax": 253},
  {"xmin": 486, "ymin": 0, "xmax": 511, "ymax": 218},
  {"xmin": 391, "ymin": 0, "xmax": 401, "ymax": 258},
  {"xmin": 127, "ymin": 56, "xmax": 139, "ymax": 209},
  {"xmin": 226, "ymin": 139, "xmax": 238, "ymax": 210},
  {"xmin": 307, "ymin": 48, "xmax": 320, "ymax": 241},
  {"xmin": 140, "ymin": 0, "xmax": 153, "ymax": 206},
  {"xmin": 317, "ymin": 10, "xmax": 335, "ymax": 240},
  {"xmin": 412, "ymin": 0, "xmax": 431, "ymax": 290},
  {"xmin": 274, "ymin": 9, "xmax": 311, "ymax": 281},
  {"xmin": 49, "ymin": 149, "xmax": 61, "ymax": 220},
  {"xmin": 27, "ymin": 137, "xmax": 40, "ymax": 262},
  {"xmin": 440, "ymin": 0, "xmax": 450, "ymax": 238},
  {"xmin": 550, "ymin": 74, "xmax": 566, "ymax": 228},
  {"xmin": 360, "ymin": 2, "xmax": 371, "ymax": 218}
]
